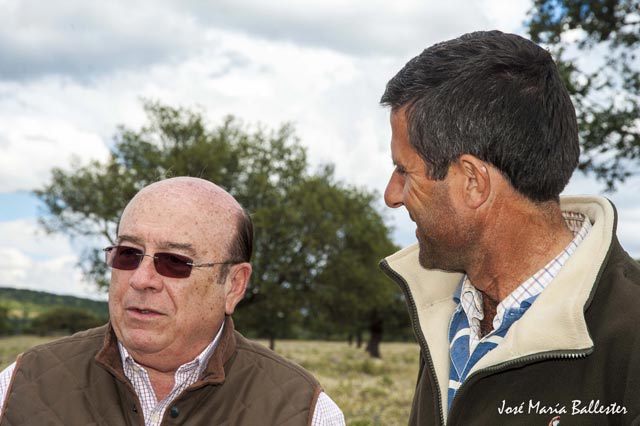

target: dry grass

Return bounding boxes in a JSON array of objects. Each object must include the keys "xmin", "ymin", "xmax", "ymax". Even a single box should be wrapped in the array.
[
  {"xmin": 0, "ymin": 335, "xmax": 55, "ymax": 369},
  {"xmin": 0, "ymin": 336, "xmax": 419, "ymax": 425},
  {"xmin": 268, "ymin": 340, "xmax": 419, "ymax": 426}
]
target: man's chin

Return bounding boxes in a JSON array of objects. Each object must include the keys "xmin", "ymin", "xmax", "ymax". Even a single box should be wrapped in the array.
[
  {"xmin": 417, "ymin": 244, "xmax": 458, "ymax": 272},
  {"xmin": 417, "ymin": 245, "xmax": 434, "ymax": 269}
]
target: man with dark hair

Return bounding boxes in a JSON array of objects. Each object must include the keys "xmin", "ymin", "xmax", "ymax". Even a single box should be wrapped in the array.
[
  {"xmin": 379, "ymin": 30, "xmax": 640, "ymax": 425},
  {"xmin": 0, "ymin": 177, "xmax": 345, "ymax": 426}
]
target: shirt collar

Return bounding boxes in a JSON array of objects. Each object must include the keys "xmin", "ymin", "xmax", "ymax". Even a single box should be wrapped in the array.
[{"xmin": 453, "ymin": 210, "xmax": 592, "ymax": 330}]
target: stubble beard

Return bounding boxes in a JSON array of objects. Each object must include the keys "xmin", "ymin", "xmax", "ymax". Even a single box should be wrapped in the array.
[
  {"xmin": 415, "ymin": 225, "xmax": 468, "ymax": 273},
  {"xmin": 411, "ymin": 177, "xmax": 470, "ymax": 273},
  {"xmin": 417, "ymin": 233, "xmax": 449, "ymax": 271}
]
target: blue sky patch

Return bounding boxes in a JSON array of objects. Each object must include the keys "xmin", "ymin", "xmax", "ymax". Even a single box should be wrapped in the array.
[{"xmin": 0, "ymin": 191, "xmax": 41, "ymax": 221}]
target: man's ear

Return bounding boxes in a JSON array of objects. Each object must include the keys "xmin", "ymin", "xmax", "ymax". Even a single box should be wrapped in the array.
[
  {"xmin": 457, "ymin": 154, "xmax": 491, "ymax": 209},
  {"xmin": 224, "ymin": 263, "xmax": 251, "ymax": 315}
]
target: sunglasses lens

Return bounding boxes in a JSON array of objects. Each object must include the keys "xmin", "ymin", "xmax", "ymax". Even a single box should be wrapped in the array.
[
  {"xmin": 155, "ymin": 252, "xmax": 193, "ymax": 278},
  {"xmin": 105, "ymin": 246, "xmax": 194, "ymax": 278},
  {"xmin": 108, "ymin": 246, "xmax": 143, "ymax": 270}
]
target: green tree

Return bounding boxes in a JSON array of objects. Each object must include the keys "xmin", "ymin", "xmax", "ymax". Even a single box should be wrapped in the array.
[
  {"xmin": 527, "ymin": 0, "xmax": 640, "ymax": 190},
  {"xmin": 308, "ymin": 186, "xmax": 401, "ymax": 357},
  {"xmin": 35, "ymin": 101, "xmax": 404, "ymax": 352}
]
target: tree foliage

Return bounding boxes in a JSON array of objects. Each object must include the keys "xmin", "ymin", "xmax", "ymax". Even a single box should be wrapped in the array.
[
  {"xmin": 527, "ymin": 0, "xmax": 640, "ymax": 190},
  {"xmin": 35, "ymin": 101, "xmax": 404, "ymax": 353}
]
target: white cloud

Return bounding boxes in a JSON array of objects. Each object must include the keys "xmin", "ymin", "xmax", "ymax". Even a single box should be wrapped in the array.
[
  {"xmin": 480, "ymin": 0, "xmax": 532, "ymax": 32},
  {"xmin": 2, "ymin": 0, "xmax": 639, "ymax": 299},
  {"xmin": 0, "ymin": 0, "xmax": 535, "ymax": 196},
  {"xmin": 0, "ymin": 248, "xmax": 30, "ymax": 283},
  {"xmin": 0, "ymin": 219, "xmax": 105, "ymax": 299},
  {"xmin": 0, "ymin": 0, "xmax": 530, "ymax": 84},
  {"xmin": 0, "ymin": 112, "xmax": 110, "ymax": 192},
  {"xmin": 0, "ymin": 0, "xmax": 202, "ymax": 80},
  {"xmin": 184, "ymin": 0, "xmax": 529, "ymax": 58}
]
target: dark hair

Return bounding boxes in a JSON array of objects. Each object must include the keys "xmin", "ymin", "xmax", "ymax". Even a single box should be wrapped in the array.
[
  {"xmin": 380, "ymin": 30, "xmax": 579, "ymax": 202},
  {"xmin": 232, "ymin": 207, "xmax": 254, "ymax": 263},
  {"xmin": 218, "ymin": 207, "xmax": 253, "ymax": 284}
]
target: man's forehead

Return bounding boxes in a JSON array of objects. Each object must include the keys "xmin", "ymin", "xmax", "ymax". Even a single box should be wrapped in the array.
[{"xmin": 389, "ymin": 117, "xmax": 410, "ymax": 156}]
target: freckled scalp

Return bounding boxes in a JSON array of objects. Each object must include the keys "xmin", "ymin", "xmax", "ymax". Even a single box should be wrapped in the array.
[
  {"xmin": 117, "ymin": 177, "xmax": 245, "ymax": 257},
  {"xmin": 123, "ymin": 177, "xmax": 243, "ymax": 223}
]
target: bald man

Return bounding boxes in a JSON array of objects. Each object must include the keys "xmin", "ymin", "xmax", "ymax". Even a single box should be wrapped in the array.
[{"xmin": 0, "ymin": 177, "xmax": 345, "ymax": 426}]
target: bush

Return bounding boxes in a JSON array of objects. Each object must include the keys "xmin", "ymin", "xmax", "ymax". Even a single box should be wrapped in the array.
[
  {"xmin": 0, "ymin": 306, "xmax": 10, "ymax": 336},
  {"xmin": 27, "ymin": 307, "xmax": 105, "ymax": 335}
]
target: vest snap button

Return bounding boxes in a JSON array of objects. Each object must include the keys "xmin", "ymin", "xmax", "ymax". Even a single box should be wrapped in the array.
[{"xmin": 170, "ymin": 406, "xmax": 180, "ymax": 418}]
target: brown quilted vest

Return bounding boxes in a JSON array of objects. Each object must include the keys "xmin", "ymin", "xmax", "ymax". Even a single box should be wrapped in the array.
[{"xmin": 0, "ymin": 317, "xmax": 321, "ymax": 426}]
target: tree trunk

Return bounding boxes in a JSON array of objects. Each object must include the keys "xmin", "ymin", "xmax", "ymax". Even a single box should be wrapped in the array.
[
  {"xmin": 356, "ymin": 331, "xmax": 363, "ymax": 348},
  {"xmin": 366, "ymin": 316, "xmax": 383, "ymax": 358},
  {"xmin": 269, "ymin": 335, "xmax": 276, "ymax": 351}
]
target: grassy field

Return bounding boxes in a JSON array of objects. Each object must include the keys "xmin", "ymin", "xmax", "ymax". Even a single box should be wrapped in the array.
[
  {"xmin": 0, "ymin": 335, "xmax": 55, "ymax": 368},
  {"xmin": 0, "ymin": 336, "xmax": 419, "ymax": 425},
  {"xmin": 272, "ymin": 340, "xmax": 420, "ymax": 425}
]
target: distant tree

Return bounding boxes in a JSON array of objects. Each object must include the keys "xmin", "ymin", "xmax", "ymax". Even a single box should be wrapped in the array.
[
  {"xmin": 28, "ymin": 307, "xmax": 104, "ymax": 335},
  {"xmin": 0, "ymin": 305, "xmax": 10, "ymax": 335},
  {"xmin": 35, "ymin": 101, "xmax": 402, "ymax": 351},
  {"xmin": 527, "ymin": 0, "xmax": 640, "ymax": 190},
  {"xmin": 308, "ymin": 186, "xmax": 401, "ymax": 358}
]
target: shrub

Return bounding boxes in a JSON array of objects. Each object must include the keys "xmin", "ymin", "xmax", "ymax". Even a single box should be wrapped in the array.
[{"xmin": 27, "ymin": 307, "xmax": 105, "ymax": 335}]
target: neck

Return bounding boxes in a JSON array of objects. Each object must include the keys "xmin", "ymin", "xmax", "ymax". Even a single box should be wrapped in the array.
[
  {"xmin": 468, "ymin": 199, "xmax": 573, "ymax": 322},
  {"xmin": 143, "ymin": 365, "xmax": 176, "ymax": 401}
]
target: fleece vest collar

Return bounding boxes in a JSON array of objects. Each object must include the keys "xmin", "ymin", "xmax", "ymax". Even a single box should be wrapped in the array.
[{"xmin": 381, "ymin": 195, "xmax": 616, "ymax": 416}]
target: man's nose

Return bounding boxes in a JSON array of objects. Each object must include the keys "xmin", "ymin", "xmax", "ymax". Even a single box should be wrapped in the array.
[
  {"xmin": 129, "ymin": 255, "xmax": 164, "ymax": 291},
  {"xmin": 384, "ymin": 171, "xmax": 404, "ymax": 208}
]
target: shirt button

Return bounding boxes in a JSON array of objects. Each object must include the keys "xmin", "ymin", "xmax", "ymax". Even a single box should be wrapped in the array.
[{"xmin": 170, "ymin": 406, "xmax": 180, "ymax": 418}]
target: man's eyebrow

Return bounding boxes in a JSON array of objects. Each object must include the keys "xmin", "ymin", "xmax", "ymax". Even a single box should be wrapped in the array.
[
  {"xmin": 392, "ymin": 156, "xmax": 404, "ymax": 168},
  {"xmin": 116, "ymin": 235, "xmax": 197, "ymax": 256},
  {"xmin": 160, "ymin": 242, "xmax": 196, "ymax": 256},
  {"xmin": 117, "ymin": 235, "xmax": 144, "ymax": 245}
]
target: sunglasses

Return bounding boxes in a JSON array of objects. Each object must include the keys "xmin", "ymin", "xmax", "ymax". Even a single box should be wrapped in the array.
[{"xmin": 103, "ymin": 245, "xmax": 241, "ymax": 279}]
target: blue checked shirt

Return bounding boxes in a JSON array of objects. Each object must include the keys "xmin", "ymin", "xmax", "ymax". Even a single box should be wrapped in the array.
[{"xmin": 447, "ymin": 211, "xmax": 591, "ymax": 410}]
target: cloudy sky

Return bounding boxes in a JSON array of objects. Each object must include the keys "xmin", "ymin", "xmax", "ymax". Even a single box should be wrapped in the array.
[{"xmin": 1, "ymin": 0, "xmax": 639, "ymax": 300}]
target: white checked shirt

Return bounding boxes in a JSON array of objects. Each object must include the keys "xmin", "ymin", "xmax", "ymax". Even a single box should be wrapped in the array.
[
  {"xmin": 0, "ymin": 323, "xmax": 345, "ymax": 426},
  {"xmin": 118, "ymin": 323, "xmax": 224, "ymax": 425}
]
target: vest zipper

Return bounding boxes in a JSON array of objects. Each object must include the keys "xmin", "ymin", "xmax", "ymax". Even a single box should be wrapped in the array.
[
  {"xmin": 447, "ymin": 345, "xmax": 593, "ymax": 419},
  {"xmin": 379, "ymin": 260, "xmax": 446, "ymax": 426}
]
